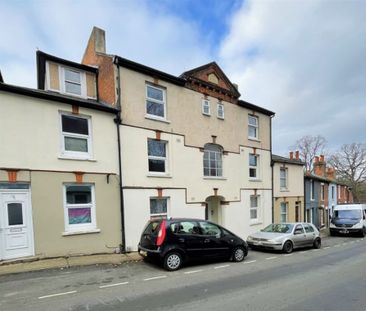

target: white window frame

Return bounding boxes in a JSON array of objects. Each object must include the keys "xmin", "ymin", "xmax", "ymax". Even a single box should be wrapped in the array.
[
  {"xmin": 249, "ymin": 153, "xmax": 259, "ymax": 180},
  {"xmin": 250, "ymin": 195, "xmax": 259, "ymax": 221},
  {"xmin": 310, "ymin": 180, "xmax": 315, "ymax": 201},
  {"xmin": 148, "ymin": 139, "xmax": 168, "ymax": 174},
  {"xmin": 60, "ymin": 112, "xmax": 92, "ymax": 160},
  {"xmin": 217, "ymin": 102, "xmax": 224, "ymax": 119},
  {"xmin": 63, "ymin": 184, "xmax": 96, "ymax": 233},
  {"xmin": 321, "ymin": 183, "xmax": 325, "ymax": 201},
  {"xmin": 280, "ymin": 202, "xmax": 288, "ymax": 223},
  {"xmin": 203, "ymin": 144, "xmax": 223, "ymax": 177},
  {"xmin": 248, "ymin": 115, "xmax": 259, "ymax": 140},
  {"xmin": 60, "ymin": 66, "xmax": 87, "ymax": 98},
  {"xmin": 145, "ymin": 84, "xmax": 167, "ymax": 121},
  {"xmin": 202, "ymin": 99, "xmax": 210, "ymax": 116},
  {"xmin": 280, "ymin": 167, "xmax": 288, "ymax": 190},
  {"xmin": 150, "ymin": 197, "xmax": 169, "ymax": 219}
]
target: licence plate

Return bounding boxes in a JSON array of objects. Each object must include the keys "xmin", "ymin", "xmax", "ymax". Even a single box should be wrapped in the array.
[{"xmin": 340, "ymin": 229, "xmax": 349, "ymax": 234}]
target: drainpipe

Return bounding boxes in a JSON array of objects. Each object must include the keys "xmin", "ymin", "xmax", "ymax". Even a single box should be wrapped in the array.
[
  {"xmin": 114, "ymin": 56, "xmax": 126, "ymax": 253},
  {"xmin": 270, "ymin": 115, "xmax": 274, "ymax": 224}
]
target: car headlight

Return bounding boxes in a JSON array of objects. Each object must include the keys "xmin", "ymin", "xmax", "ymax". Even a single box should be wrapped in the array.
[
  {"xmin": 353, "ymin": 222, "xmax": 363, "ymax": 229},
  {"xmin": 247, "ymin": 236, "xmax": 253, "ymax": 241}
]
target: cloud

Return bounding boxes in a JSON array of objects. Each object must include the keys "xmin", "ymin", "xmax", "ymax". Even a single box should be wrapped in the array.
[
  {"xmin": 219, "ymin": 0, "xmax": 366, "ymax": 154},
  {"xmin": 0, "ymin": 0, "xmax": 214, "ymax": 88}
]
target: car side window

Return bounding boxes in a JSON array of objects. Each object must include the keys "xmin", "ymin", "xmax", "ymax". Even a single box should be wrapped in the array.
[
  {"xmin": 199, "ymin": 222, "xmax": 222, "ymax": 237},
  {"xmin": 294, "ymin": 225, "xmax": 304, "ymax": 234},
  {"xmin": 304, "ymin": 224, "xmax": 314, "ymax": 233},
  {"xmin": 171, "ymin": 221, "xmax": 200, "ymax": 235}
]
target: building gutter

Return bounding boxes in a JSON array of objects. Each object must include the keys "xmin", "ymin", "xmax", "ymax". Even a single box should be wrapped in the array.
[{"xmin": 114, "ymin": 56, "xmax": 126, "ymax": 253}]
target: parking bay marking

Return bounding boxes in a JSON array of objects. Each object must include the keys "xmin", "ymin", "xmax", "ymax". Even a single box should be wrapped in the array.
[
  {"xmin": 99, "ymin": 282, "xmax": 129, "ymax": 289},
  {"xmin": 143, "ymin": 276, "xmax": 167, "ymax": 281},
  {"xmin": 265, "ymin": 256, "xmax": 278, "ymax": 260},
  {"xmin": 284, "ymin": 254, "xmax": 293, "ymax": 257},
  {"xmin": 244, "ymin": 260, "xmax": 256, "ymax": 264},
  {"xmin": 323, "ymin": 246, "xmax": 330, "ymax": 249},
  {"xmin": 184, "ymin": 269, "xmax": 203, "ymax": 274},
  {"xmin": 38, "ymin": 291, "xmax": 77, "ymax": 300},
  {"xmin": 214, "ymin": 264, "xmax": 230, "ymax": 269}
]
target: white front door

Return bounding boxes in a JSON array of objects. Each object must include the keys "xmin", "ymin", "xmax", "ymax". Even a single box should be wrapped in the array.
[{"xmin": 0, "ymin": 191, "xmax": 34, "ymax": 260}]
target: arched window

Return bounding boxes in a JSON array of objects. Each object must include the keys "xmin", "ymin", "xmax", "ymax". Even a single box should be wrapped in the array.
[{"xmin": 203, "ymin": 144, "xmax": 223, "ymax": 177}]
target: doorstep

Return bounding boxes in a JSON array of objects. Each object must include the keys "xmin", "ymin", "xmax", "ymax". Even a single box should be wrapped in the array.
[{"xmin": 0, "ymin": 252, "xmax": 142, "ymax": 276}]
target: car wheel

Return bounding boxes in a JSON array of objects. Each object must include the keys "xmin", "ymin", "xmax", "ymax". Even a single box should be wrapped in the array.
[
  {"xmin": 282, "ymin": 241, "xmax": 293, "ymax": 254},
  {"xmin": 313, "ymin": 238, "xmax": 321, "ymax": 249},
  {"xmin": 163, "ymin": 252, "xmax": 183, "ymax": 271},
  {"xmin": 232, "ymin": 246, "xmax": 245, "ymax": 262}
]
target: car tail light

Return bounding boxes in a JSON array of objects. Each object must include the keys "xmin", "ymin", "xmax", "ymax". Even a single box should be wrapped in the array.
[{"xmin": 156, "ymin": 220, "xmax": 167, "ymax": 246}]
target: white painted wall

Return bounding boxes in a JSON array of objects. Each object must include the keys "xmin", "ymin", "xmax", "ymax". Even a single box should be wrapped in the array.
[{"xmin": 0, "ymin": 92, "xmax": 119, "ymax": 174}]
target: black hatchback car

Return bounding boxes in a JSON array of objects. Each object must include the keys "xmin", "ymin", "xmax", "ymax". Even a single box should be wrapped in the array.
[{"xmin": 138, "ymin": 218, "xmax": 248, "ymax": 271}]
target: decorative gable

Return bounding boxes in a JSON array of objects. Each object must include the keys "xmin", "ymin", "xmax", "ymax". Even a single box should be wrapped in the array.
[{"xmin": 180, "ymin": 62, "xmax": 240, "ymax": 103}]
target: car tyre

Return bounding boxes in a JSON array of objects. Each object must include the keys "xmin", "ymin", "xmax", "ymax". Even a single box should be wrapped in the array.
[
  {"xmin": 282, "ymin": 240, "xmax": 293, "ymax": 254},
  {"xmin": 232, "ymin": 246, "xmax": 245, "ymax": 262},
  {"xmin": 163, "ymin": 252, "xmax": 183, "ymax": 271},
  {"xmin": 313, "ymin": 238, "xmax": 321, "ymax": 249}
]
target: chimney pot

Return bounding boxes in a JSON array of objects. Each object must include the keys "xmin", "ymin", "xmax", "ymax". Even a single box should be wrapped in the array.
[
  {"xmin": 314, "ymin": 156, "xmax": 319, "ymax": 163},
  {"xmin": 289, "ymin": 151, "xmax": 294, "ymax": 160},
  {"xmin": 320, "ymin": 154, "xmax": 325, "ymax": 162},
  {"xmin": 295, "ymin": 150, "xmax": 299, "ymax": 160}
]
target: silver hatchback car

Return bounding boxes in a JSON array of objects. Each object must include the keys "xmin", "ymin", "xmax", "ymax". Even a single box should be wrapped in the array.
[{"xmin": 247, "ymin": 223, "xmax": 321, "ymax": 253}]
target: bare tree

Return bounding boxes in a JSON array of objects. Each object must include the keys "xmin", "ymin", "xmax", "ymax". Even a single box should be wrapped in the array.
[
  {"xmin": 329, "ymin": 143, "xmax": 366, "ymax": 203},
  {"xmin": 291, "ymin": 135, "xmax": 327, "ymax": 172}
]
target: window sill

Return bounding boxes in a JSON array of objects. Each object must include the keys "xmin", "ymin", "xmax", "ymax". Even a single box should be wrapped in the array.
[
  {"xmin": 58, "ymin": 156, "xmax": 97, "ymax": 162},
  {"xmin": 62, "ymin": 229, "xmax": 101, "ymax": 236},
  {"xmin": 147, "ymin": 173, "xmax": 172, "ymax": 178},
  {"xmin": 145, "ymin": 115, "xmax": 171, "ymax": 124},
  {"xmin": 202, "ymin": 113, "xmax": 211, "ymax": 117},
  {"xmin": 217, "ymin": 117, "xmax": 225, "ymax": 120},
  {"xmin": 250, "ymin": 221, "xmax": 263, "ymax": 226},
  {"xmin": 203, "ymin": 176, "xmax": 227, "ymax": 180},
  {"xmin": 248, "ymin": 137, "xmax": 261, "ymax": 142},
  {"xmin": 249, "ymin": 178, "xmax": 262, "ymax": 182}
]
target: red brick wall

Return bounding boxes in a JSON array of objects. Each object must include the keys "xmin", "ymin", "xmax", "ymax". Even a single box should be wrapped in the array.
[{"xmin": 82, "ymin": 36, "xmax": 116, "ymax": 106}]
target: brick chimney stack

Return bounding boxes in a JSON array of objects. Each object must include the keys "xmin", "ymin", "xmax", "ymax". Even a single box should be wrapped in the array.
[
  {"xmin": 81, "ymin": 27, "xmax": 116, "ymax": 106},
  {"xmin": 313, "ymin": 155, "xmax": 326, "ymax": 177},
  {"xmin": 289, "ymin": 151, "xmax": 294, "ymax": 160}
]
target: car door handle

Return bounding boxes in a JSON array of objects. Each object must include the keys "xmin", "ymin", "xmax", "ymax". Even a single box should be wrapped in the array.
[
  {"xmin": 204, "ymin": 239, "xmax": 210, "ymax": 243},
  {"xmin": 178, "ymin": 238, "xmax": 185, "ymax": 243}
]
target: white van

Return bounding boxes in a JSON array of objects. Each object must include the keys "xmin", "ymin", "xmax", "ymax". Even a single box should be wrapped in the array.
[{"xmin": 330, "ymin": 204, "xmax": 366, "ymax": 237}]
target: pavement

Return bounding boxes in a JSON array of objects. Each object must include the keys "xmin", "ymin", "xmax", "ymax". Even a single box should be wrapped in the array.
[{"xmin": 0, "ymin": 252, "xmax": 142, "ymax": 276}]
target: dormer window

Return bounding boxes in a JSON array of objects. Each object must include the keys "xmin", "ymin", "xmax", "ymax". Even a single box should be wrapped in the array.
[
  {"xmin": 64, "ymin": 69, "xmax": 82, "ymax": 96},
  {"xmin": 45, "ymin": 61, "xmax": 96, "ymax": 100}
]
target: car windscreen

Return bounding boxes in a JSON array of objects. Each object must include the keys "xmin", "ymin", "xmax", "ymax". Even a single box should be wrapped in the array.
[
  {"xmin": 333, "ymin": 210, "xmax": 361, "ymax": 220},
  {"xmin": 262, "ymin": 224, "xmax": 294, "ymax": 233}
]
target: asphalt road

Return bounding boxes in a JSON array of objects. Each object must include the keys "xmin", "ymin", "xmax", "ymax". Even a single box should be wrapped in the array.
[{"xmin": 1, "ymin": 235, "xmax": 365, "ymax": 311}]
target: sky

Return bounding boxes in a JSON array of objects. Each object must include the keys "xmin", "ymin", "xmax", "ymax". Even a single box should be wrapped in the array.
[{"xmin": 0, "ymin": 0, "xmax": 365, "ymax": 156}]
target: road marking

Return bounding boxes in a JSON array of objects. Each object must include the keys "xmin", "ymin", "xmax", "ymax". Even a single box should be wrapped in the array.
[
  {"xmin": 214, "ymin": 264, "xmax": 230, "ymax": 269},
  {"xmin": 342, "ymin": 243, "xmax": 348, "ymax": 246},
  {"xmin": 143, "ymin": 276, "xmax": 167, "ymax": 281},
  {"xmin": 38, "ymin": 291, "xmax": 77, "ymax": 300},
  {"xmin": 244, "ymin": 260, "xmax": 257, "ymax": 264},
  {"xmin": 283, "ymin": 254, "xmax": 293, "ymax": 257},
  {"xmin": 334, "ymin": 244, "xmax": 341, "ymax": 247},
  {"xmin": 312, "ymin": 249, "xmax": 320, "ymax": 252},
  {"xmin": 265, "ymin": 256, "xmax": 277, "ymax": 260},
  {"xmin": 323, "ymin": 246, "xmax": 330, "ymax": 249},
  {"xmin": 299, "ymin": 251, "xmax": 307, "ymax": 254},
  {"xmin": 184, "ymin": 269, "xmax": 203, "ymax": 274},
  {"xmin": 99, "ymin": 282, "xmax": 129, "ymax": 289}
]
